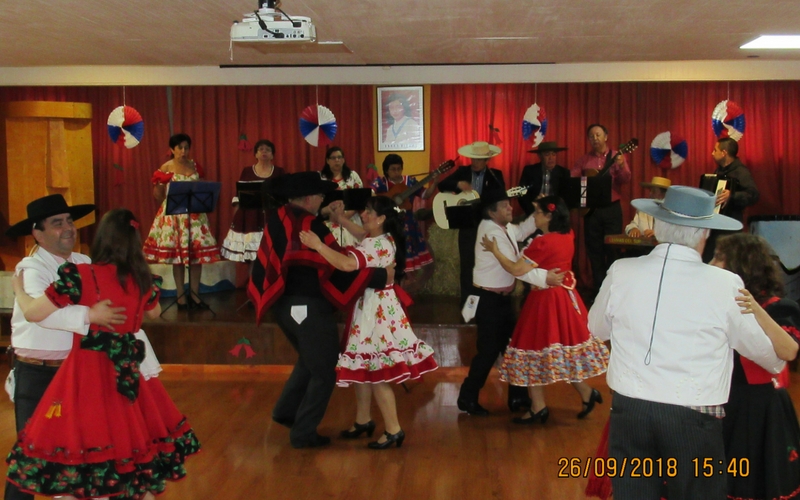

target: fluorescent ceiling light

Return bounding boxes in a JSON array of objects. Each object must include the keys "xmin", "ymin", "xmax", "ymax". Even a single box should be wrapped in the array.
[{"xmin": 741, "ymin": 36, "xmax": 800, "ymax": 49}]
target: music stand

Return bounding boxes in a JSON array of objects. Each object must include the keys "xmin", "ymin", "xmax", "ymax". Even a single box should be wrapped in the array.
[
  {"xmin": 444, "ymin": 203, "xmax": 480, "ymax": 229},
  {"xmin": 564, "ymin": 176, "xmax": 612, "ymax": 211},
  {"xmin": 162, "ymin": 180, "xmax": 222, "ymax": 317}
]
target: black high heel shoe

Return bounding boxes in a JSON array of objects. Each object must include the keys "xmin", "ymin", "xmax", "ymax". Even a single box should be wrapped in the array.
[
  {"xmin": 340, "ymin": 420, "xmax": 376, "ymax": 439},
  {"xmin": 577, "ymin": 388, "xmax": 603, "ymax": 419},
  {"xmin": 512, "ymin": 407, "xmax": 549, "ymax": 425},
  {"xmin": 368, "ymin": 430, "xmax": 405, "ymax": 449}
]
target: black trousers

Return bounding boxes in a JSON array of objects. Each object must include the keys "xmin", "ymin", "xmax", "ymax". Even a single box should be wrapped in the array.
[
  {"xmin": 584, "ymin": 201, "xmax": 622, "ymax": 294},
  {"xmin": 609, "ymin": 393, "xmax": 726, "ymax": 500},
  {"xmin": 457, "ymin": 226, "xmax": 478, "ymax": 306},
  {"xmin": 272, "ymin": 295, "xmax": 339, "ymax": 446},
  {"xmin": 5, "ymin": 359, "xmax": 60, "ymax": 500},
  {"xmin": 459, "ymin": 289, "xmax": 527, "ymax": 404}
]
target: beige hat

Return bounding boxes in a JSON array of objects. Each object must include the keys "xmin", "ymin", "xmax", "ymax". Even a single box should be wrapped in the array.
[
  {"xmin": 640, "ymin": 176, "xmax": 671, "ymax": 190},
  {"xmin": 457, "ymin": 141, "xmax": 501, "ymax": 159}
]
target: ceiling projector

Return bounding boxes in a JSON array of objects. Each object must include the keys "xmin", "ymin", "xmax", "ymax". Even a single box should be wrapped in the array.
[{"xmin": 231, "ymin": 1, "xmax": 316, "ymax": 43}]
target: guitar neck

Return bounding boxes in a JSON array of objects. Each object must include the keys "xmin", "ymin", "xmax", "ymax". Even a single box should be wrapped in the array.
[{"xmin": 395, "ymin": 178, "xmax": 427, "ymax": 203}]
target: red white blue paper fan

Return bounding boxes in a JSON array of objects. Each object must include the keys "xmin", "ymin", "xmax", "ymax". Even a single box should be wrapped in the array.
[
  {"xmin": 299, "ymin": 104, "xmax": 337, "ymax": 147},
  {"xmin": 107, "ymin": 105, "xmax": 144, "ymax": 149},
  {"xmin": 712, "ymin": 100, "xmax": 745, "ymax": 141},
  {"xmin": 650, "ymin": 131, "xmax": 688, "ymax": 169},
  {"xmin": 522, "ymin": 103, "xmax": 547, "ymax": 147}
]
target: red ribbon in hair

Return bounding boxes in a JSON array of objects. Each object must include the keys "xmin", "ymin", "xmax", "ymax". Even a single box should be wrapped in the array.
[{"xmin": 547, "ymin": 203, "xmax": 556, "ymax": 212}]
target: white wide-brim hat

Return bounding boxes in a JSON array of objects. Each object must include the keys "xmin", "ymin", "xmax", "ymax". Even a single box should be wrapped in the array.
[
  {"xmin": 457, "ymin": 141, "xmax": 501, "ymax": 159},
  {"xmin": 631, "ymin": 185, "xmax": 742, "ymax": 231}
]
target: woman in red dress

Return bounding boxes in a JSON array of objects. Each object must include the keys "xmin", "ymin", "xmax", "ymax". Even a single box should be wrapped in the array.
[
  {"xmin": 481, "ymin": 196, "xmax": 609, "ymax": 424},
  {"xmin": 8, "ymin": 209, "xmax": 200, "ymax": 500}
]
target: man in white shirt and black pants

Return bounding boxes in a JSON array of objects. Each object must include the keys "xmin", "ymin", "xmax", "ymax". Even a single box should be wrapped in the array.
[
  {"xmin": 588, "ymin": 186, "xmax": 795, "ymax": 499},
  {"xmin": 4, "ymin": 195, "xmax": 125, "ymax": 500},
  {"xmin": 457, "ymin": 188, "xmax": 562, "ymax": 416}
]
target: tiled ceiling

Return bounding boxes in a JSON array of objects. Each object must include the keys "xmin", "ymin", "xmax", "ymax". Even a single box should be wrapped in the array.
[{"xmin": 1, "ymin": 0, "xmax": 798, "ymax": 67}]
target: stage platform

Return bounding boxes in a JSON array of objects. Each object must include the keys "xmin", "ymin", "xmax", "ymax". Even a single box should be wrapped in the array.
[{"xmin": 143, "ymin": 290, "xmax": 477, "ymax": 368}]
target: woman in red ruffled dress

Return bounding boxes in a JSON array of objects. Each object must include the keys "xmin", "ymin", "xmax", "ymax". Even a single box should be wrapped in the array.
[
  {"xmin": 8, "ymin": 209, "xmax": 200, "ymax": 500},
  {"xmin": 299, "ymin": 196, "xmax": 437, "ymax": 450},
  {"xmin": 481, "ymin": 195, "xmax": 609, "ymax": 425},
  {"xmin": 143, "ymin": 133, "xmax": 220, "ymax": 310}
]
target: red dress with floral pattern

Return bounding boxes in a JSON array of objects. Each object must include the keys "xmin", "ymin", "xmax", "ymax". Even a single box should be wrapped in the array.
[
  {"xmin": 499, "ymin": 230, "xmax": 609, "ymax": 386},
  {"xmin": 6, "ymin": 263, "xmax": 200, "ymax": 500}
]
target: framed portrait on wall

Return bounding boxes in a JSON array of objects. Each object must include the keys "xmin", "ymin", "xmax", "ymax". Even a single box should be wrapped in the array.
[{"xmin": 377, "ymin": 86, "xmax": 424, "ymax": 151}]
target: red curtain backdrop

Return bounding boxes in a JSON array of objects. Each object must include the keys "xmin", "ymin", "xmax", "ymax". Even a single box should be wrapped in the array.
[{"xmin": 2, "ymin": 81, "xmax": 799, "ymax": 264}]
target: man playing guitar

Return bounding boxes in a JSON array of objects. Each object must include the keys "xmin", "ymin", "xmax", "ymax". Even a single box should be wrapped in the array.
[{"xmin": 571, "ymin": 124, "xmax": 632, "ymax": 299}]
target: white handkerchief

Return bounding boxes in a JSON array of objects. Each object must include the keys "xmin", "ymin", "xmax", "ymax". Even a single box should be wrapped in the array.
[
  {"xmin": 461, "ymin": 295, "xmax": 480, "ymax": 323},
  {"xmin": 291, "ymin": 305, "xmax": 308, "ymax": 324},
  {"xmin": 5, "ymin": 368, "xmax": 14, "ymax": 402}
]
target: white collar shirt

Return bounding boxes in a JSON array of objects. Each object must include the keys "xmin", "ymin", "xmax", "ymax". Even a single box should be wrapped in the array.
[
  {"xmin": 473, "ymin": 217, "xmax": 547, "ymax": 290},
  {"xmin": 588, "ymin": 243, "xmax": 785, "ymax": 407}
]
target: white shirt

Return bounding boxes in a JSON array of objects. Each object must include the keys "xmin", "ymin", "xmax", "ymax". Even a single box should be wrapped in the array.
[
  {"xmin": 473, "ymin": 217, "xmax": 547, "ymax": 289},
  {"xmin": 588, "ymin": 243, "xmax": 785, "ymax": 407},
  {"xmin": 625, "ymin": 211, "xmax": 656, "ymax": 236},
  {"xmin": 12, "ymin": 247, "xmax": 91, "ymax": 359}
]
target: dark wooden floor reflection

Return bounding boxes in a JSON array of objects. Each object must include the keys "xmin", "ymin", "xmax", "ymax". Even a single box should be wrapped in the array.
[{"xmin": 2, "ymin": 366, "xmax": 800, "ymax": 500}]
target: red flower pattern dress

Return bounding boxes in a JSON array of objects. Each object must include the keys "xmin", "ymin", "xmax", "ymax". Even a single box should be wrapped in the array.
[
  {"xmin": 499, "ymin": 230, "xmax": 609, "ymax": 386},
  {"xmin": 143, "ymin": 167, "xmax": 221, "ymax": 264},
  {"xmin": 5, "ymin": 263, "xmax": 200, "ymax": 499},
  {"xmin": 336, "ymin": 234, "xmax": 438, "ymax": 385}
]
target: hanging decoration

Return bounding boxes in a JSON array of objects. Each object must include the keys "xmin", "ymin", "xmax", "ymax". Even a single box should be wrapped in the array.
[
  {"xmin": 363, "ymin": 163, "xmax": 379, "ymax": 185},
  {"xmin": 522, "ymin": 103, "xmax": 547, "ymax": 148},
  {"xmin": 229, "ymin": 337, "xmax": 256, "ymax": 358},
  {"xmin": 299, "ymin": 104, "xmax": 337, "ymax": 147},
  {"xmin": 650, "ymin": 131, "xmax": 688, "ymax": 169},
  {"xmin": 488, "ymin": 124, "xmax": 504, "ymax": 145},
  {"xmin": 106, "ymin": 105, "xmax": 144, "ymax": 149},
  {"xmin": 712, "ymin": 100, "xmax": 745, "ymax": 141},
  {"xmin": 238, "ymin": 133, "xmax": 251, "ymax": 151}
]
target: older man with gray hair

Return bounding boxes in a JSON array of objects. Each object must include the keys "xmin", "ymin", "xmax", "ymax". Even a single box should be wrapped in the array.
[{"xmin": 588, "ymin": 186, "xmax": 797, "ymax": 500}]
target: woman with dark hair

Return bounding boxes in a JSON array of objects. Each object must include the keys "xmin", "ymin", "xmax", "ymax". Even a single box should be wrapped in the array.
[
  {"xmin": 143, "ymin": 133, "xmax": 220, "ymax": 310},
  {"xmin": 481, "ymin": 196, "xmax": 609, "ymax": 424},
  {"xmin": 319, "ymin": 146, "xmax": 364, "ymax": 247},
  {"xmin": 711, "ymin": 233, "xmax": 800, "ymax": 500},
  {"xmin": 299, "ymin": 196, "xmax": 438, "ymax": 450},
  {"xmin": 9, "ymin": 208, "xmax": 200, "ymax": 499},
  {"xmin": 371, "ymin": 153, "xmax": 438, "ymax": 280},
  {"xmin": 221, "ymin": 139, "xmax": 285, "ymax": 262}
]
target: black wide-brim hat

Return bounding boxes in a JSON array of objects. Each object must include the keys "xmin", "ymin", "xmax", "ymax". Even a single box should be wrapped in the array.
[
  {"xmin": 266, "ymin": 171, "xmax": 338, "ymax": 199},
  {"xmin": 528, "ymin": 141, "xmax": 567, "ymax": 154},
  {"xmin": 480, "ymin": 187, "xmax": 510, "ymax": 209},
  {"xmin": 5, "ymin": 194, "xmax": 95, "ymax": 238}
]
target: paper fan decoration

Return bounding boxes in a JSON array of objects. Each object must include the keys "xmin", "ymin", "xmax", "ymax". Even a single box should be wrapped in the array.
[
  {"xmin": 107, "ymin": 105, "xmax": 144, "ymax": 149},
  {"xmin": 650, "ymin": 131, "xmax": 688, "ymax": 169},
  {"xmin": 712, "ymin": 100, "xmax": 745, "ymax": 141},
  {"xmin": 522, "ymin": 103, "xmax": 548, "ymax": 147},
  {"xmin": 299, "ymin": 105, "xmax": 337, "ymax": 147}
]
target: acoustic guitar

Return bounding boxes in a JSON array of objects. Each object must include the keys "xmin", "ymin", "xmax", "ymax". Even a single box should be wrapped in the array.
[
  {"xmin": 578, "ymin": 138, "xmax": 639, "ymax": 217},
  {"xmin": 379, "ymin": 159, "xmax": 456, "ymax": 210},
  {"xmin": 433, "ymin": 185, "xmax": 530, "ymax": 229}
]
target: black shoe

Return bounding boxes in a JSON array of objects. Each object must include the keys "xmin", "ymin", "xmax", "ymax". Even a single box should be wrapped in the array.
[
  {"xmin": 340, "ymin": 420, "xmax": 376, "ymax": 439},
  {"xmin": 577, "ymin": 388, "xmax": 603, "ymax": 419},
  {"xmin": 291, "ymin": 433, "xmax": 331, "ymax": 449},
  {"xmin": 272, "ymin": 415, "xmax": 295, "ymax": 428},
  {"xmin": 512, "ymin": 407, "xmax": 550, "ymax": 425},
  {"xmin": 368, "ymin": 430, "xmax": 405, "ymax": 449},
  {"xmin": 508, "ymin": 397, "xmax": 532, "ymax": 413},
  {"xmin": 191, "ymin": 299, "xmax": 210, "ymax": 310},
  {"xmin": 457, "ymin": 399, "xmax": 489, "ymax": 416}
]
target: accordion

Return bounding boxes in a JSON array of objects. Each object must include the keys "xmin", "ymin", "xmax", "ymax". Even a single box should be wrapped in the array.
[{"xmin": 699, "ymin": 174, "xmax": 738, "ymax": 214}]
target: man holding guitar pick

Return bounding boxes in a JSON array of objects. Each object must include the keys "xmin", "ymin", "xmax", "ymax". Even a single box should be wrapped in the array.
[
  {"xmin": 437, "ymin": 141, "xmax": 506, "ymax": 306},
  {"xmin": 571, "ymin": 124, "xmax": 632, "ymax": 300}
]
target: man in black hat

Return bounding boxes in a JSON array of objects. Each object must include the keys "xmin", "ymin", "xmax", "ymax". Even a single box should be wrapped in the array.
[
  {"xmin": 248, "ymin": 171, "xmax": 393, "ymax": 449},
  {"xmin": 5, "ymin": 194, "xmax": 125, "ymax": 500},
  {"xmin": 457, "ymin": 188, "xmax": 563, "ymax": 416},
  {"xmin": 518, "ymin": 141, "xmax": 571, "ymax": 216}
]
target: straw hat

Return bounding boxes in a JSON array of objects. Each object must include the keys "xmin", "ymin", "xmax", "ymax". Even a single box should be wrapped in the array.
[
  {"xmin": 640, "ymin": 176, "xmax": 671, "ymax": 190},
  {"xmin": 457, "ymin": 141, "xmax": 501, "ymax": 159}
]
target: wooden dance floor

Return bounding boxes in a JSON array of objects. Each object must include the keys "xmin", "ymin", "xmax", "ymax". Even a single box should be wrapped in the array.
[{"xmin": 0, "ymin": 292, "xmax": 799, "ymax": 499}]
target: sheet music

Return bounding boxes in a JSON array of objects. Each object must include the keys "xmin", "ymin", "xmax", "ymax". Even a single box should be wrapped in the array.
[{"xmin": 713, "ymin": 179, "xmax": 727, "ymax": 214}]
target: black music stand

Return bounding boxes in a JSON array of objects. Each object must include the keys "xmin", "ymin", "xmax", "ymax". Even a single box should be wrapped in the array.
[
  {"xmin": 322, "ymin": 188, "xmax": 373, "ymax": 212},
  {"xmin": 564, "ymin": 176, "xmax": 612, "ymax": 211},
  {"xmin": 237, "ymin": 181, "xmax": 265, "ymax": 210},
  {"xmin": 161, "ymin": 180, "xmax": 221, "ymax": 317},
  {"xmin": 444, "ymin": 204, "xmax": 481, "ymax": 229}
]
